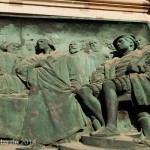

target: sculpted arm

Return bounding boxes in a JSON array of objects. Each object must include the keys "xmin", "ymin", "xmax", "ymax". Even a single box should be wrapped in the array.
[
  {"xmin": 15, "ymin": 56, "xmax": 42, "ymax": 87},
  {"xmin": 85, "ymin": 65, "xmax": 105, "ymax": 96},
  {"xmin": 127, "ymin": 50, "xmax": 150, "ymax": 74},
  {"xmin": 67, "ymin": 56, "xmax": 84, "ymax": 93}
]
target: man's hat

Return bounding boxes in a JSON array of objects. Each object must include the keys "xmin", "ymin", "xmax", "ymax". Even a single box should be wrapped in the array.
[{"xmin": 113, "ymin": 35, "xmax": 137, "ymax": 50}]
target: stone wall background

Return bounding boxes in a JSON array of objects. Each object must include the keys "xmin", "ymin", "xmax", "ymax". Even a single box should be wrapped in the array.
[{"xmin": 0, "ymin": 17, "xmax": 150, "ymax": 57}]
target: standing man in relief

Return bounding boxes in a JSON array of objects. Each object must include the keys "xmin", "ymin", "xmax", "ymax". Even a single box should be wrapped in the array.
[{"xmin": 16, "ymin": 38, "xmax": 89, "ymax": 144}]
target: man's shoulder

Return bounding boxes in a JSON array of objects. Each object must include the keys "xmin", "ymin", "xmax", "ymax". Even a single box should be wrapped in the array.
[
  {"xmin": 51, "ymin": 51, "xmax": 73, "ymax": 61},
  {"xmin": 104, "ymin": 57, "xmax": 120, "ymax": 65},
  {"xmin": 132, "ymin": 49, "xmax": 149, "ymax": 58}
]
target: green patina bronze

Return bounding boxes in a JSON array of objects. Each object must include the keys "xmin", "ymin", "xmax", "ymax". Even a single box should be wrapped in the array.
[{"xmin": 0, "ymin": 17, "xmax": 149, "ymax": 147}]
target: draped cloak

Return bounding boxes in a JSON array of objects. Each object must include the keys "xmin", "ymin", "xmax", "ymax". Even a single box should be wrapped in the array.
[
  {"xmin": 16, "ymin": 52, "xmax": 88, "ymax": 144},
  {"xmin": 0, "ymin": 52, "xmax": 22, "ymax": 75},
  {"xmin": 70, "ymin": 51, "xmax": 95, "ymax": 84}
]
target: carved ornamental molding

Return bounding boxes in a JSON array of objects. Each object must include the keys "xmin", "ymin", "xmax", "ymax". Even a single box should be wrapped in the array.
[{"xmin": 1, "ymin": 0, "xmax": 150, "ymax": 13}]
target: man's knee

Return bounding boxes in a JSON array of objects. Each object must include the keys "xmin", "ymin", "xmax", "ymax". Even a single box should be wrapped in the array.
[
  {"xmin": 77, "ymin": 86, "xmax": 93, "ymax": 99},
  {"xmin": 137, "ymin": 112, "xmax": 149, "ymax": 119},
  {"xmin": 137, "ymin": 112, "xmax": 150, "ymax": 138},
  {"xmin": 102, "ymin": 80, "xmax": 116, "ymax": 91}
]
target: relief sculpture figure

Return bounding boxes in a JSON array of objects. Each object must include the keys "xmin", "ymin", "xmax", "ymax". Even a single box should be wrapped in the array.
[
  {"xmin": 136, "ymin": 36, "xmax": 149, "ymax": 50},
  {"xmin": 77, "ymin": 35, "xmax": 150, "ymax": 137},
  {"xmin": 16, "ymin": 39, "xmax": 89, "ymax": 144},
  {"xmin": 23, "ymin": 41, "xmax": 36, "ymax": 57},
  {"xmin": 89, "ymin": 39, "xmax": 104, "ymax": 69},
  {"xmin": 0, "ymin": 65, "xmax": 25, "ymax": 94},
  {"xmin": 69, "ymin": 40, "xmax": 105, "ymax": 83},
  {"xmin": 0, "ymin": 42, "xmax": 26, "ymax": 94},
  {"xmin": 0, "ymin": 42, "xmax": 23, "ymax": 75},
  {"xmin": 69, "ymin": 40, "xmax": 92, "ymax": 83},
  {"xmin": 69, "ymin": 40, "xmax": 103, "ymax": 130},
  {"xmin": 0, "ymin": 18, "xmax": 150, "ymax": 149}
]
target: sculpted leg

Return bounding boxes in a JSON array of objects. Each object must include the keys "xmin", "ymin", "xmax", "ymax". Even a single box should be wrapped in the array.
[
  {"xmin": 137, "ymin": 112, "xmax": 150, "ymax": 138},
  {"xmin": 103, "ymin": 81, "xmax": 118, "ymax": 127},
  {"xmin": 77, "ymin": 87, "xmax": 105, "ymax": 127},
  {"xmin": 92, "ymin": 81, "xmax": 119, "ymax": 136}
]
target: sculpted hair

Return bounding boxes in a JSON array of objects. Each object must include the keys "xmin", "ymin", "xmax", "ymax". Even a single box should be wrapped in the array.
[{"xmin": 35, "ymin": 39, "xmax": 55, "ymax": 54}]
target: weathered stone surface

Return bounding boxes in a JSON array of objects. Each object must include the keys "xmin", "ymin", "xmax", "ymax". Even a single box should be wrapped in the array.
[
  {"xmin": 60, "ymin": 137, "xmax": 150, "ymax": 150},
  {"xmin": 0, "ymin": 95, "xmax": 28, "ymax": 139},
  {"xmin": 59, "ymin": 142, "xmax": 115, "ymax": 150},
  {"xmin": 0, "ymin": 144, "xmax": 57, "ymax": 150},
  {"xmin": 81, "ymin": 135, "xmax": 140, "ymax": 149},
  {"xmin": 0, "ymin": 16, "xmax": 150, "ymax": 146}
]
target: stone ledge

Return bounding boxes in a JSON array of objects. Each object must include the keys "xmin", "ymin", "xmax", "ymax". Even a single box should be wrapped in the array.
[
  {"xmin": 81, "ymin": 135, "xmax": 139, "ymax": 149},
  {"xmin": 0, "ymin": 2, "xmax": 149, "ymax": 22},
  {"xmin": 59, "ymin": 142, "xmax": 115, "ymax": 150},
  {"xmin": 0, "ymin": 0, "xmax": 150, "ymax": 13},
  {"xmin": 0, "ymin": 1, "xmax": 149, "ymax": 22}
]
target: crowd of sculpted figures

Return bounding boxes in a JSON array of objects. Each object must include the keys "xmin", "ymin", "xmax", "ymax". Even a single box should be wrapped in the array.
[{"xmin": 0, "ymin": 34, "xmax": 150, "ymax": 144}]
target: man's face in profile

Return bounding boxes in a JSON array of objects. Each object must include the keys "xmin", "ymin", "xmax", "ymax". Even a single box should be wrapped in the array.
[
  {"xmin": 37, "ymin": 39, "xmax": 49, "ymax": 50},
  {"xmin": 69, "ymin": 42, "xmax": 80, "ymax": 54},
  {"xmin": 116, "ymin": 37, "xmax": 134, "ymax": 52},
  {"xmin": 90, "ymin": 40, "xmax": 100, "ymax": 52},
  {"xmin": 82, "ymin": 42, "xmax": 90, "ymax": 53},
  {"xmin": 136, "ymin": 38, "xmax": 149, "ymax": 50},
  {"xmin": 7, "ymin": 43, "xmax": 20, "ymax": 54}
]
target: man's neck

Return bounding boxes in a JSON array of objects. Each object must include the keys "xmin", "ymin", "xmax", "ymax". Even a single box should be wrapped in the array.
[
  {"xmin": 44, "ymin": 47, "xmax": 52, "ymax": 54},
  {"xmin": 123, "ymin": 49, "xmax": 133, "ymax": 56}
]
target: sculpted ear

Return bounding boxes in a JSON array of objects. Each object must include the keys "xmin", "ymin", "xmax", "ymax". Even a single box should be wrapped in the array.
[{"xmin": 130, "ymin": 41, "xmax": 134, "ymax": 48}]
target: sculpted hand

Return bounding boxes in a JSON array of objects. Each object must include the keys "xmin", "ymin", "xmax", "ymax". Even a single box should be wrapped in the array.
[
  {"xmin": 34, "ymin": 60, "xmax": 46, "ymax": 68},
  {"xmin": 71, "ymin": 87, "xmax": 77, "ymax": 94},
  {"xmin": 127, "ymin": 63, "xmax": 139, "ymax": 73},
  {"xmin": 137, "ymin": 63, "xmax": 146, "ymax": 73}
]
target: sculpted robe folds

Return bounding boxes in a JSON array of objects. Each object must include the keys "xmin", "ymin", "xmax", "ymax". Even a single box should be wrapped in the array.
[
  {"xmin": 16, "ymin": 52, "xmax": 88, "ymax": 144},
  {"xmin": 0, "ymin": 52, "xmax": 22, "ymax": 75},
  {"xmin": 70, "ymin": 51, "xmax": 96, "ymax": 84},
  {"xmin": 0, "ymin": 74, "xmax": 25, "ymax": 94}
]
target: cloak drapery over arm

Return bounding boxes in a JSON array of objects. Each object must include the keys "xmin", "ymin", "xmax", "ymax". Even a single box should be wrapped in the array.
[{"xmin": 16, "ymin": 52, "xmax": 89, "ymax": 144}]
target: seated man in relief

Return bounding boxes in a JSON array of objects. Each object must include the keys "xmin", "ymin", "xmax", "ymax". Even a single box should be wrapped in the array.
[
  {"xmin": 69, "ymin": 40, "xmax": 103, "ymax": 130},
  {"xmin": 77, "ymin": 35, "xmax": 150, "ymax": 136}
]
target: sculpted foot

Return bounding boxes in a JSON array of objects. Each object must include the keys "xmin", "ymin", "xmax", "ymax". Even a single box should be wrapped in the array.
[
  {"xmin": 90, "ymin": 126, "xmax": 105, "ymax": 136},
  {"xmin": 90, "ymin": 125, "xmax": 120, "ymax": 137}
]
